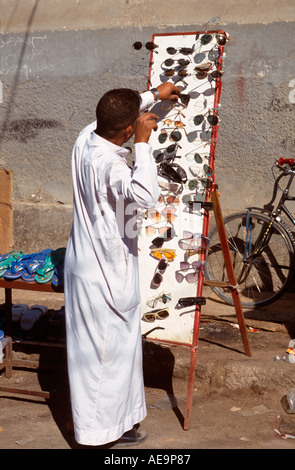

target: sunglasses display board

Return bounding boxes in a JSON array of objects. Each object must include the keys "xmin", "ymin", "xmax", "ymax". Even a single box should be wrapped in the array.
[{"xmin": 137, "ymin": 31, "xmax": 228, "ymax": 346}]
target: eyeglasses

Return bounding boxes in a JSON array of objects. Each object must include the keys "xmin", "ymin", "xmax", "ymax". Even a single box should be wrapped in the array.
[
  {"xmin": 163, "ymin": 68, "xmax": 190, "ymax": 78},
  {"xmin": 146, "ymin": 292, "xmax": 172, "ymax": 309},
  {"xmin": 178, "ymin": 232, "xmax": 211, "ymax": 251},
  {"xmin": 180, "ymin": 260, "xmax": 205, "ymax": 271},
  {"xmin": 150, "ymin": 248, "xmax": 176, "ymax": 261},
  {"xmin": 133, "ymin": 41, "xmax": 158, "ymax": 51},
  {"xmin": 152, "ymin": 257, "xmax": 169, "ymax": 287},
  {"xmin": 159, "ymin": 162, "xmax": 187, "ymax": 184},
  {"xmin": 142, "ymin": 308, "xmax": 169, "ymax": 323},
  {"xmin": 166, "ymin": 46, "xmax": 194, "ymax": 56},
  {"xmin": 190, "ymin": 113, "xmax": 219, "ymax": 127}
]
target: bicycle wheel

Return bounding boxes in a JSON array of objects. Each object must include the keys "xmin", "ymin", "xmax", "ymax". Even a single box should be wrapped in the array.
[{"xmin": 205, "ymin": 211, "xmax": 295, "ymax": 308}]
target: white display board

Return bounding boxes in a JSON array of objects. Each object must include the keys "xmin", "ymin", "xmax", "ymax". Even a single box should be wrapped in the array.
[{"xmin": 137, "ymin": 31, "xmax": 227, "ymax": 346}]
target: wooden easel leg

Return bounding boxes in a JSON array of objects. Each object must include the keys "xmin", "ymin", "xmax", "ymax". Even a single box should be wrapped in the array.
[
  {"xmin": 183, "ymin": 306, "xmax": 201, "ymax": 430},
  {"xmin": 211, "ymin": 189, "xmax": 251, "ymax": 357}
]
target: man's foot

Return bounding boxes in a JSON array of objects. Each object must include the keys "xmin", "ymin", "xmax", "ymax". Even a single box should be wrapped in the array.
[{"xmin": 112, "ymin": 426, "xmax": 148, "ymax": 448}]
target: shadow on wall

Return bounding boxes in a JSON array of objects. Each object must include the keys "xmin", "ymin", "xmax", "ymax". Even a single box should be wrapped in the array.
[{"xmin": 3, "ymin": 118, "xmax": 62, "ymax": 142}]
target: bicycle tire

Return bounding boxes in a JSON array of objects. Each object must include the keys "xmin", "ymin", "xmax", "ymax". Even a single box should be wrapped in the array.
[{"xmin": 205, "ymin": 211, "xmax": 295, "ymax": 308}]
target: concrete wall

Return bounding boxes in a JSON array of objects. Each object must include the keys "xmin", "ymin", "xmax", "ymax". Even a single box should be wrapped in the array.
[{"xmin": 1, "ymin": 0, "xmax": 295, "ymax": 252}]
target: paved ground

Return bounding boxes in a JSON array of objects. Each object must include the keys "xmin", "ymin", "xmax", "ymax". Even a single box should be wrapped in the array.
[{"xmin": 1, "ymin": 287, "xmax": 295, "ymax": 455}]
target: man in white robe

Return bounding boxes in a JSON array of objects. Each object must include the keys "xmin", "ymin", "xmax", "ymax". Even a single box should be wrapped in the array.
[{"xmin": 64, "ymin": 83, "xmax": 180, "ymax": 447}]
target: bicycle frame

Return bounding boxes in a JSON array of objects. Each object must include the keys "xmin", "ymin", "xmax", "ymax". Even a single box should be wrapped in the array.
[{"xmin": 243, "ymin": 161, "xmax": 295, "ymax": 260}]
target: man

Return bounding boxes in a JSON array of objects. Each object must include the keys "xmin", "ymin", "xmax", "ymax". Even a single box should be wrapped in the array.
[{"xmin": 64, "ymin": 82, "xmax": 180, "ymax": 447}]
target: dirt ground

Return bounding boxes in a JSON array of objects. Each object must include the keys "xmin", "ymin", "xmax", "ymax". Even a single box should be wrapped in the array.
[{"xmin": 1, "ymin": 287, "xmax": 295, "ymax": 455}]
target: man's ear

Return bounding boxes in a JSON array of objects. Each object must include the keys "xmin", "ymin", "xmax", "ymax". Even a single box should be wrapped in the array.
[{"xmin": 124, "ymin": 124, "xmax": 135, "ymax": 140}]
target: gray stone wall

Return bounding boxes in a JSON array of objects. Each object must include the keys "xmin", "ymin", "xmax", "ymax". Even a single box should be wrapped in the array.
[{"xmin": 1, "ymin": 1, "xmax": 295, "ymax": 251}]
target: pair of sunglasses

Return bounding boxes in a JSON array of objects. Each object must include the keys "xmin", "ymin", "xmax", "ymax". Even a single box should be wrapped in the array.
[
  {"xmin": 158, "ymin": 181, "xmax": 183, "ymax": 195},
  {"xmin": 189, "ymin": 164, "xmax": 213, "ymax": 177},
  {"xmin": 146, "ymin": 206, "xmax": 177, "ymax": 223},
  {"xmin": 152, "ymin": 257, "xmax": 169, "ymax": 287},
  {"xmin": 197, "ymin": 32, "xmax": 228, "ymax": 46},
  {"xmin": 191, "ymin": 113, "xmax": 219, "ymax": 127},
  {"xmin": 158, "ymin": 128, "xmax": 186, "ymax": 144},
  {"xmin": 162, "ymin": 57, "xmax": 191, "ymax": 68},
  {"xmin": 195, "ymin": 69, "xmax": 224, "ymax": 80},
  {"xmin": 166, "ymin": 46, "xmax": 194, "ymax": 56},
  {"xmin": 158, "ymin": 193, "xmax": 179, "ymax": 205},
  {"xmin": 146, "ymin": 291, "xmax": 172, "ymax": 309},
  {"xmin": 180, "ymin": 260, "xmax": 205, "ymax": 271},
  {"xmin": 154, "ymin": 142, "xmax": 182, "ymax": 163},
  {"xmin": 176, "ymin": 269, "xmax": 200, "ymax": 284},
  {"xmin": 152, "ymin": 226, "xmax": 176, "ymax": 248},
  {"xmin": 178, "ymin": 232, "xmax": 210, "ymax": 251},
  {"xmin": 150, "ymin": 248, "xmax": 176, "ymax": 261},
  {"xmin": 178, "ymin": 296, "xmax": 206, "ymax": 307},
  {"xmin": 186, "ymin": 176, "xmax": 213, "ymax": 191},
  {"xmin": 142, "ymin": 308, "xmax": 169, "ymax": 323},
  {"xmin": 146, "ymin": 224, "xmax": 173, "ymax": 237},
  {"xmin": 158, "ymin": 162, "xmax": 187, "ymax": 184},
  {"xmin": 185, "ymin": 152, "xmax": 210, "ymax": 163},
  {"xmin": 133, "ymin": 41, "xmax": 158, "ymax": 51}
]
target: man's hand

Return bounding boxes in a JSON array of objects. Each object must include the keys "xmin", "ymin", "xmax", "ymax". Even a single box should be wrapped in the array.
[
  {"xmin": 134, "ymin": 112, "xmax": 159, "ymax": 143},
  {"xmin": 153, "ymin": 82, "xmax": 180, "ymax": 101}
]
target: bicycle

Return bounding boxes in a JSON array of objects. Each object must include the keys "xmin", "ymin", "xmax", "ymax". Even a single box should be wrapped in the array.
[{"xmin": 205, "ymin": 158, "xmax": 295, "ymax": 308}]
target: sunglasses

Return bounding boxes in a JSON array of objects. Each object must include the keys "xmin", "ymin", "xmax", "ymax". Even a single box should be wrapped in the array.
[
  {"xmin": 191, "ymin": 113, "xmax": 219, "ymax": 127},
  {"xmin": 146, "ymin": 292, "xmax": 172, "ymax": 309},
  {"xmin": 182, "ymin": 193, "xmax": 205, "ymax": 204},
  {"xmin": 158, "ymin": 193, "xmax": 180, "ymax": 205},
  {"xmin": 185, "ymin": 175, "xmax": 213, "ymax": 191},
  {"xmin": 146, "ymin": 224, "xmax": 173, "ymax": 237},
  {"xmin": 175, "ymin": 270, "xmax": 200, "ymax": 284},
  {"xmin": 145, "ymin": 207, "xmax": 176, "ymax": 223},
  {"xmin": 142, "ymin": 308, "xmax": 169, "ymax": 323},
  {"xmin": 163, "ymin": 68, "xmax": 190, "ymax": 78},
  {"xmin": 199, "ymin": 32, "xmax": 228, "ymax": 46},
  {"xmin": 189, "ymin": 164, "xmax": 213, "ymax": 178},
  {"xmin": 150, "ymin": 248, "xmax": 176, "ymax": 261},
  {"xmin": 152, "ymin": 227, "xmax": 175, "ymax": 248},
  {"xmin": 158, "ymin": 181, "xmax": 183, "ymax": 195},
  {"xmin": 185, "ymin": 152, "xmax": 210, "ymax": 163},
  {"xmin": 158, "ymin": 162, "xmax": 187, "ymax": 184},
  {"xmin": 178, "ymin": 232, "xmax": 211, "ymax": 251},
  {"xmin": 178, "ymin": 296, "xmax": 206, "ymax": 307},
  {"xmin": 194, "ymin": 69, "xmax": 224, "ymax": 80},
  {"xmin": 133, "ymin": 41, "xmax": 158, "ymax": 51},
  {"xmin": 163, "ymin": 57, "xmax": 191, "ymax": 67},
  {"xmin": 166, "ymin": 46, "xmax": 194, "ymax": 55},
  {"xmin": 152, "ymin": 257, "xmax": 169, "ymax": 287},
  {"xmin": 180, "ymin": 260, "xmax": 205, "ymax": 271},
  {"xmin": 154, "ymin": 142, "xmax": 182, "ymax": 162}
]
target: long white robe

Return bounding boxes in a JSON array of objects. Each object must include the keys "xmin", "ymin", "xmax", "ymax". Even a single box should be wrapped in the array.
[{"xmin": 64, "ymin": 91, "xmax": 160, "ymax": 446}]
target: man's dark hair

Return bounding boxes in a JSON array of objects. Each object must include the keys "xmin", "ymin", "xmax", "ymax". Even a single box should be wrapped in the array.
[{"xmin": 95, "ymin": 88, "xmax": 141, "ymax": 139}]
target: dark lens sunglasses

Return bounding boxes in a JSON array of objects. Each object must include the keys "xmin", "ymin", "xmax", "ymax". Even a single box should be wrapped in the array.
[
  {"xmin": 199, "ymin": 33, "xmax": 228, "ymax": 46},
  {"xmin": 163, "ymin": 57, "xmax": 191, "ymax": 67},
  {"xmin": 192, "ymin": 114, "xmax": 219, "ymax": 126},
  {"xmin": 133, "ymin": 41, "xmax": 158, "ymax": 51},
  {"xmin": 195, "ymin": 69, "xmax": 224, "ymax": 80},
  {"xmin": 159, "ymin": 162, "xmax": 187, "ymax": 184},
  {"xmin": 166, "ymin": 46, "xmax": 194, "ymax": 56}
]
